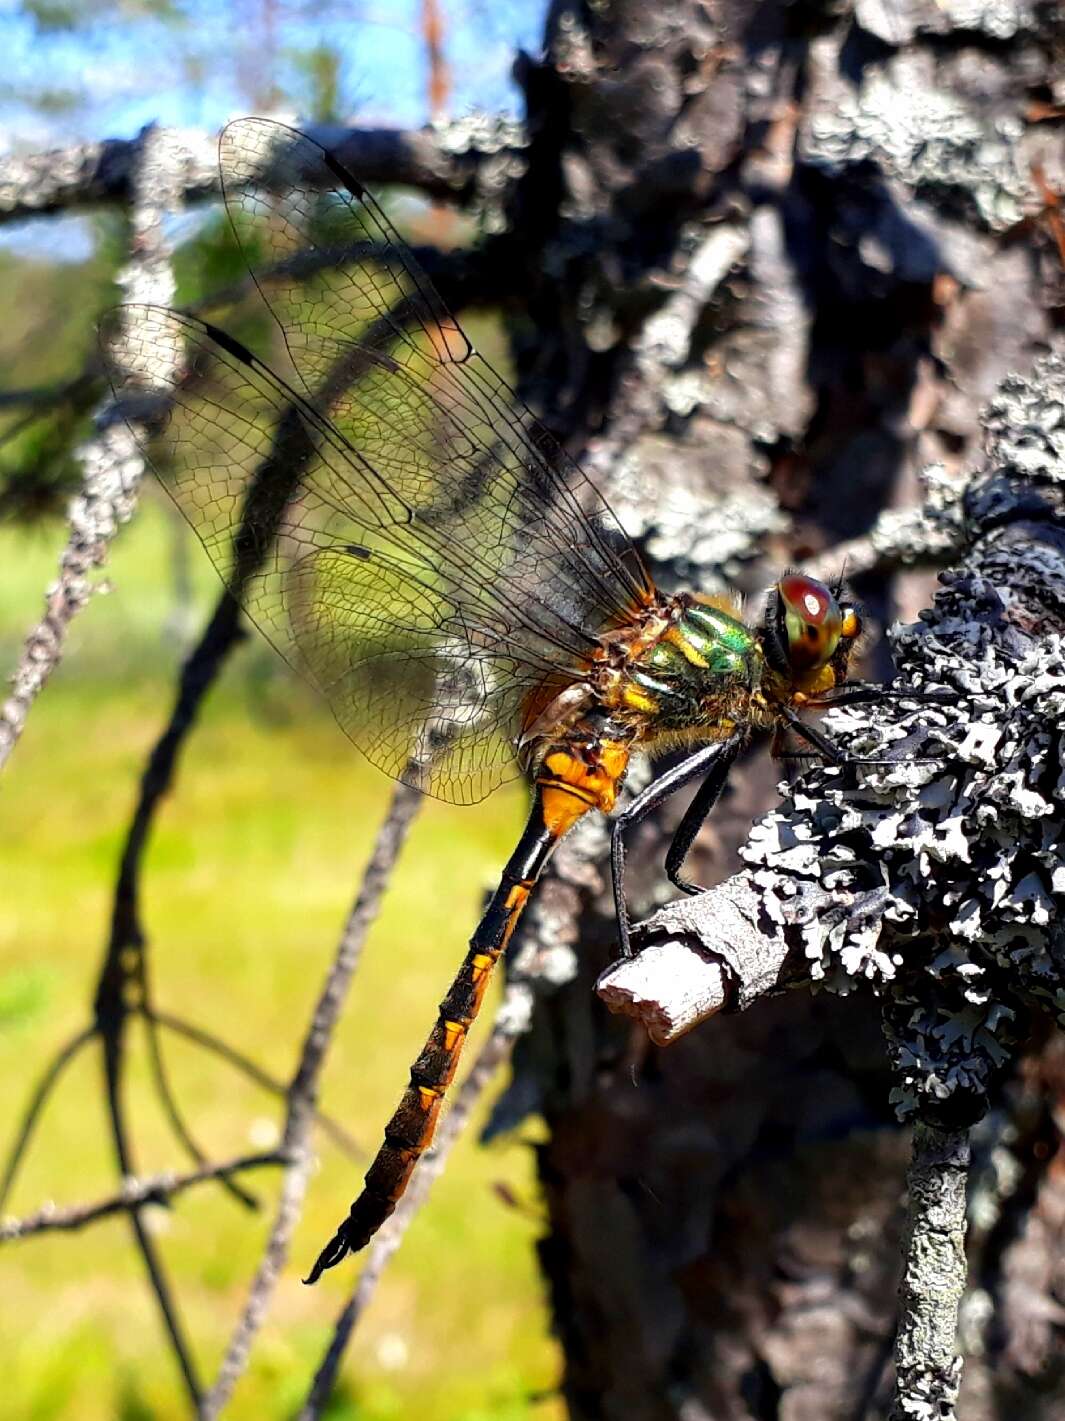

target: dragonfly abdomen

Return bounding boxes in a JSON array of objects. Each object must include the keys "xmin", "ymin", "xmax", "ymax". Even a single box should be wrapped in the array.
[{"xmin": 305, "ymin": 739, "xmax": 630, "ymax": 1282}]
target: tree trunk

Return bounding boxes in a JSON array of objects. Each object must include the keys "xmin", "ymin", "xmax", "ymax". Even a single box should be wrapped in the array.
[{"xmin": 492, "ymin": 2, "xmax": 1065, "ymax": 1417}]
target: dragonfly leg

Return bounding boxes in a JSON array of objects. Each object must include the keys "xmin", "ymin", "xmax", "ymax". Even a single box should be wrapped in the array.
[
  {"xmin": 663, "ymin": 737, "xmax": 742, "ymax": 896},
  {"xmin": 610, "ymin": 739, "xmax": 740, "ymax": 958},
  {"xmin": 806, "ymin": 681, "xmax": 953, "ymax": 709},
  {"xmin": 779, "ymin": 704, "xmax": 849, "ymax": 763},
  {"xmin": 780, "ymin": 702, "xmax": 935, "ymax": 768}
]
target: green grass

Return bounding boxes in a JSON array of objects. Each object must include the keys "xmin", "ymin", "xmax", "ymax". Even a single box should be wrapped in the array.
[{"xmin": 1, "ymin": 495, "xmax": 562, "ymax": 1420}]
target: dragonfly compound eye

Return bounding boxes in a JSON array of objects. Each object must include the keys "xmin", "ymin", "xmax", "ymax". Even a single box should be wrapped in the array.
[{"xmin": 778, "ymin": 573, "xmax": 843, "ymax": 673}]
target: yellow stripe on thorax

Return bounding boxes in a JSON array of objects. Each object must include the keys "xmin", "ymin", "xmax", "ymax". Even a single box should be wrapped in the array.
[{"xmin": 662, "ymin": 625, "xmax": 710, "ymax": 669}]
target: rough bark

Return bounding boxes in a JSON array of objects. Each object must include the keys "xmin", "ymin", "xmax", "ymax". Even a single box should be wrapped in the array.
[{"xmin": 487, "ymin": 3, "xmax": 1065, "ymax": 1419}]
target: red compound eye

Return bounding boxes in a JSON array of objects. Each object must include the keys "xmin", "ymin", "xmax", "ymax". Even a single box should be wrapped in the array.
[
  {"xmin": 778, "ymin": 574, "xmax": 842, "ymax": 672},
  {"xmin": 780, "ymin": 574, "xmax": 836, "ymax": 626}
]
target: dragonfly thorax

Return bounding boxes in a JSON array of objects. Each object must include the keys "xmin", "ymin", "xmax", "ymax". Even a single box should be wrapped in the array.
[{"xmin": 608, "ymin": 595, "xmax": 768, "ymax": 743}]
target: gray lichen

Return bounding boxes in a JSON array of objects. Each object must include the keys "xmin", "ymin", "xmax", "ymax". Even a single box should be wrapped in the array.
[
  {"xmin": 758, "ymin": 346, "xmax": 1065, "ymax": 1115},
  {"xmin": 616, "ymin": 344, "xmax": 1065, "ymax": 1122},
  {"xmin": 855, "ymin": 0, "xmax": 1036, "ymax": 45},
  {"xmin": 801, "ymin": 42, "xmax": 1035, "ymax": 230},
  {"xmin": 431, "ymin": 112, "xmax": 528, "ymax": 231}
]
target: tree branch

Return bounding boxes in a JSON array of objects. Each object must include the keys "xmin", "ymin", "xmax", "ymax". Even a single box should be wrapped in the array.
[
  {"xmin": 0, "ymin": 125, "xmax": 184, "ymax": 771},
  {"xmin": 0, "ymin": 1151, "xmax": 288, "ymax": 1243},
  {"xmin": 890, "ymin": 1122, "xmax": 970, "ymax": 1421},
  {"xmin": 149, "ymin": 1009, "xmax": 359, "ymax": 1158},
  {"xmin": 0, "ymin": 1026, "xmax": 95, "ymax": 1211},
  {"xmin": 599, "ymin": 342, "xmax": 1065, "ymax": 1414},
  {"xmin": 601, "ymin": 343, "xmax": 1065, "ymax": 1057},
  {"xmin": 141, "ymin": 1009, "xmax": 259, "ymax": 1211},
  {"xmin": 0, "ymin": 115, "xmax": 525, "ymax": 226}
]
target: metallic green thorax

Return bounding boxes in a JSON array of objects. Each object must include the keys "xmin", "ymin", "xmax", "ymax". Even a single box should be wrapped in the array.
[{"xmin": 624, "ymin": 600, "xmax": 764, "ymax": 737}]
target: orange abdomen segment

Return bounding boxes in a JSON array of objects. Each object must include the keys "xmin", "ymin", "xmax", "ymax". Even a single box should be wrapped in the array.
[{"xmin": 304, "ymin": 743, "xmax": 627, "ymax": 1283}]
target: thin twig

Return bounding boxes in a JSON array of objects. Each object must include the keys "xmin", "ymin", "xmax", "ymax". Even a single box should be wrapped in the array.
[
  {"xmin": 0, "ymin": 381, "xmax": 81, "ymax": 410},
  {"xmin": 141, "ymin": 1010, "xmax": 260, "ymax": 1210},
  {"xmin": 0, "ymin": 1151, "xmax": 287, "ymax": 1243},
  {"xmin": 201, "ymin": 781, "xmax": 423, "ymax": 1419},
  {"xmin": 102, "ymin": 1032, "xmax": 203, "ymax": 1407},
  {"xmin": 0, "ymin": 125, "xmax": 184, "ymax": 770},
  {"xmin": 297, "ymin": 983, "xmax": 533, "ymax": 1420},
  {"xmin": 0, "ymin": 1025, "xmax": 95, "ymax": 1211},
  {"xmin": 0, "ymin": 416, "xmax": 141, "ymax": 769},
  {"xmin": 889, "ymin": 1122, "xmax": 970, "ymax": 1420},
  {"xmin": 150, "ymin": 1009, "xmax": 360, "ymax": 1157}
]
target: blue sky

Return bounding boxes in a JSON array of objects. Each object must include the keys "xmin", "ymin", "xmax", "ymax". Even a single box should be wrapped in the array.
[
  {"xmin": 1, "ymin": 0, "xmax": 545, "ymax": 147},
  {"xmin": 0, "ymin": 0, "xmax": 545, "ymax": 258}
]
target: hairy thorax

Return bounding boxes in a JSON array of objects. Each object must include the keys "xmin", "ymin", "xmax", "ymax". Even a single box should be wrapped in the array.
[{"xmin": 520, "ymin": 593, "xmax": 779, "ymax": 761}]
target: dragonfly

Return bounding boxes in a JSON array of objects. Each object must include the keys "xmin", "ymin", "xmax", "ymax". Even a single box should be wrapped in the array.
[{"xmin": 103, "ymin": 117, "xmax": 915, "ymax": 1284}]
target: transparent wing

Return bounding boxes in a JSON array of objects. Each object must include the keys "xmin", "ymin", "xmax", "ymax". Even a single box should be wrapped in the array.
[
  {"xmin": 100, "ymin": 118, "xmax": 654, "ymax": 803},
  {"xmin": 215, "ymin": 117, "xmax": 651, "ymax": 631},
  {"xmin": 101, "ymin": 306, "xmax": 613, "ymax": 802}
]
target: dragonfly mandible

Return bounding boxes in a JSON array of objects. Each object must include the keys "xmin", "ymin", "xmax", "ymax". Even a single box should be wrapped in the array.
[{"xmin": 103, "ymin": 117, "xmax": 903, "ymax": 1283}]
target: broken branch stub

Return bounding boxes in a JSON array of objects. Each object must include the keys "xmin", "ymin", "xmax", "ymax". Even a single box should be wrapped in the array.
[{"xmin": 600, "ymin": 343, "xmax": 1065, "ymax": 1120}]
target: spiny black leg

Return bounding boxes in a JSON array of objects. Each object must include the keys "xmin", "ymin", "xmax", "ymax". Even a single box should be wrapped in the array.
[
  {"xmin": 780, "ymin": 704, "xmax": 849, "ymax": 763},
  {"xmin": 806, "ymin": 681, "xmax": 954, "ymax": 709},
  {"xmin": 610, "ymin": 740, "xmax": 736, "ymax": 958},
  {"xmin": 663, "ymin": 735, "xmax": 742, "ymax": 895},
  {"xmin": 780, "ymin": 703, "xmax": 927, "ymax": 768}
]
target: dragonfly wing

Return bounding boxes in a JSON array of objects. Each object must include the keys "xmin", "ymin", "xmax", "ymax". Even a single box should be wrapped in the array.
[
  {"xmin": 215, "ymin": 117, "xmax": 653, "ymax": 635},
  {"xmin": 102, "ymin": 305, "xmax": 562, "ymax": 803},
  {"xmin": 101, "ymin": 118, "xmax": 657, "ymax": 803}
]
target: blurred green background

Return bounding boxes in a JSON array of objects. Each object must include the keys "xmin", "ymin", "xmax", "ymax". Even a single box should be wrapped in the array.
[
  {"xmin": 1, "ymin": 497, "xmax": 562, "ymax": 1420},
  {"xmin": 0, "ymin": 2, "xmax": 565, "ymax": 1415}
]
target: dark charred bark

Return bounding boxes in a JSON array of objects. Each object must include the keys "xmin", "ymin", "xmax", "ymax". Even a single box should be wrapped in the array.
[{"xmin": 489, "ymin": 2, "xmax": 1065, "ymax": 1418}]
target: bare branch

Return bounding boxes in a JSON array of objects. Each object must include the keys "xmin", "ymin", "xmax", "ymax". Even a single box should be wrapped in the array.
[
  {"xmin": 597, "ymin": 877, "xmax": 765, "ymax": 1043},
  {"xmin": 0, "ymin": 126, "xmax": 184, "ymax": 771},
  {"xmin": 0, "ymin": 1151, "xmax": 288, "ymax": 1244},
  {"xmin": 0, "ymin": 130, "xmax": 216, "ymax": 223},
  {"xmin": 103, "ymin": 1032, "xmax": 203, "ymax": 1407},
  {"xmin": 0, "ymin": 115, "xmax": 525, "ymax": 226},
  {"xmin": 890, "ymin": 1122, "xmax": 970, "ymax": 1421},
  {"xmin": 149, "ymin": 1009, "xmax": 360, "ymax": 1157},
  {"xmin": 0, "ymin": 1026, "xmax": 95, "ymax": 1211},
  {"xmin": 0, "ymin": 412, "xmax": 145, "ymax": 770},
  {"xmin": 201, "ymin": 781, "xmax": 423, "ymax": 1419},
  {"xmin": 142, "ymin": 1011, "xmax": 259, "ymax": 1211},
  {"xmin": 0, "ymin": 377, "xmax": 89, "ymax": 413}
]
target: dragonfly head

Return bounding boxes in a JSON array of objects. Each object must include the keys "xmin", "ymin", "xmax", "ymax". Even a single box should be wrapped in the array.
[{"xmin": 761, "ymin": 573, "xmax": 862, "ymax": 691}]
